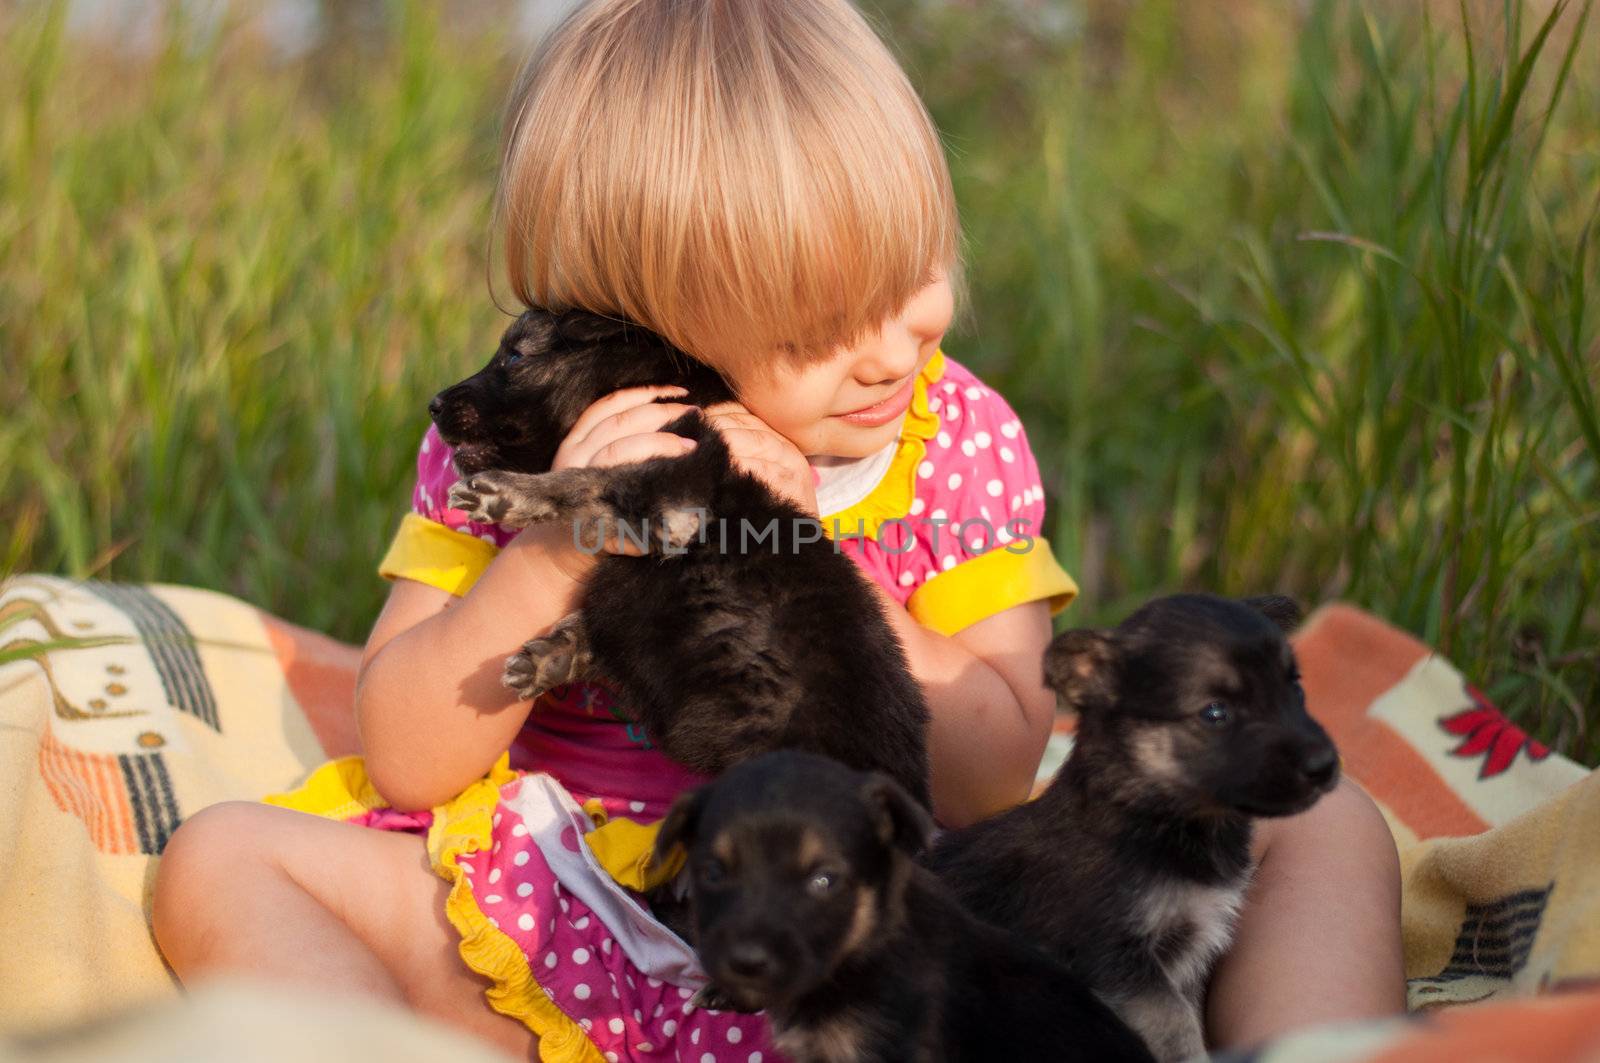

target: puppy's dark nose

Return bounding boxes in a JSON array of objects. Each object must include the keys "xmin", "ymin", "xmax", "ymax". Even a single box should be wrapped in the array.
[
  {"xmin": 1299, "ymin": 745, "xmax": 1339, "ymax": 789},
  {"xmin": 725, "ymin": 942, "xmax": 777, "ymax": 981},
  {"xmin": 428, "ymin": 394, "xmax": 445, "ymax": 420}
]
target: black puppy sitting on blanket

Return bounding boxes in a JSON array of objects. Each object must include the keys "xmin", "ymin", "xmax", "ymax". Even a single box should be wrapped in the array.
[
  {"xmin": 429, "ymin": 307, "xmax": 931, "ymax": 806},
  {"xmin": 654, "ymin": 751, "xmax": 1155, "ymax": 1063},
  {"xmin": 925, "ymin": 594, "xmax": 1340, "ymax": 1061}
]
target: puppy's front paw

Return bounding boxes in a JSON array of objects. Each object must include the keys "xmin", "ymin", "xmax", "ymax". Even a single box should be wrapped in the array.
[
  {"xmin": 690, "ymin": 984, "xmax": 754, "ymax": 1014},
  {"xmin": 502, "ymin": 635, "xmax": 580, "ymax": 701},
  {"xmin": 448, "ymin": 471, "xmax": 555, "ymax": 528}
]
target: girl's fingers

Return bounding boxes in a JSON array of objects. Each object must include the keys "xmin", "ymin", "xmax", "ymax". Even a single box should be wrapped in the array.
[
  {"xmin": 560, "ymin": 402, "xmax": 695, "ymax": 468},
  {"xmin": 564, "ymin": 386, "xmax": 689, "ymax": 451},
  {"xmin": 587, "ymin": 431, "xmax": 697, "ymax": 470}
]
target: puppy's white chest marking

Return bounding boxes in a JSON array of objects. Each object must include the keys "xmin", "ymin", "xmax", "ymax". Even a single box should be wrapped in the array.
[{"xmin": 1138, "ymin": 878, "xmax": 1248, "ymax": 994}]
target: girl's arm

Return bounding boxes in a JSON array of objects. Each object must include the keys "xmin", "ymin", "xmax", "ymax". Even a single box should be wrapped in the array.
[
  {"xmin": 865, "ymin": 585, "xmax": 1056, "ymax": 827},
  {"xmin": 355, "ymin": 524, "xmax": 591, "ymax": 810}
]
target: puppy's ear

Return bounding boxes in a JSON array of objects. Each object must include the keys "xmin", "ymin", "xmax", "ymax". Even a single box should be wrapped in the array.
[
  {"xmin": 1043, "ymin": 628, "xmax": 1117, "ymax": 708},
  {"xmin": 859, "ymin": 775, "xmax": 934, "ymax": 857},
  {"xmin": 654, "ymin": 788, "xmax": 707, "ymax": 866},
  {"xmin": 1242, "ymin": 595, "xmax": 1303, "ymax": 633},
  {"xmin": 556, "ymin": 310, "xmax": 629, "ymax": 345}
]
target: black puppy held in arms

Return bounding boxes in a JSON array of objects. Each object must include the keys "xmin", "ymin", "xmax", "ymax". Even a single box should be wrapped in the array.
[
  {"xmin": 428, "ymin": 307, "xmax": 931, "ymax": 805},
  {"xmin": 654, "ymin": 751, "xmax": 1155, "ymax": 1063},
  {"xmin": 925, "ymin": 594, "xmax": 1340, "ymax": 1062}
]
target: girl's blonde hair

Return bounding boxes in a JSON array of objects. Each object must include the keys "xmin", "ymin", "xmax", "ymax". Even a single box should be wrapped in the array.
[{"xmin": 497, "ymin": 0, "xmax": 959, "ymax": 373}]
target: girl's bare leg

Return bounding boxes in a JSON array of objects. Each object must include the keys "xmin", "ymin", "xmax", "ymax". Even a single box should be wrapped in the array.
[
  {"xmin": 1206, "ymin": 778, "xmax": 1406, "ymax": 1050},
  {"xmin": 154, "ymin": 802, "xmax": 538, "ymax": 1058}
]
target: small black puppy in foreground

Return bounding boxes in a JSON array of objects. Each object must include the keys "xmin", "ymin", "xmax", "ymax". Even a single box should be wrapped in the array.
[
  {"xmin": 925, "ymin": 594, "xmax": 1340, "ymax": 1062},
  {"xmin": 429, "ymin": 307, "xmax": 930, "ymax": 805},
  {"xmin": 655, "ymin": 751, "xmax": 1155, "ymax": 1063}
]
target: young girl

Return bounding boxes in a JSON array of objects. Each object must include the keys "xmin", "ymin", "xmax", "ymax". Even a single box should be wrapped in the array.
[{"xmin": 154, "ymin": 1, "xmax": 1405, "ymax": 1059}]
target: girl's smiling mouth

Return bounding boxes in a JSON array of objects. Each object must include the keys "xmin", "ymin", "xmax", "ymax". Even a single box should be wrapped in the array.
[{"xmin": 837, "ymin": 377, "xmax": 915, "ymax": 427}]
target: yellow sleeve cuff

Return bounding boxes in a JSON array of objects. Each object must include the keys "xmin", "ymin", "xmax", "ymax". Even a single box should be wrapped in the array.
[
  {"xmin": 377, "ymin": 512, "xmax": 501, "ymax": 597},
  {"xmin": 907, "ymin": 537, "xmax": 1079, "ymax": 636}
]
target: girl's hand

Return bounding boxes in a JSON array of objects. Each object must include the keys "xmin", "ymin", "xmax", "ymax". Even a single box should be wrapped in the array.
[
  {"xmin": 703, "ymin": 402, "xmax": 820, "ymax": 517},
  {"xmin": 551, "ymin": 385, "xmax": 698, "ymax": 471}
]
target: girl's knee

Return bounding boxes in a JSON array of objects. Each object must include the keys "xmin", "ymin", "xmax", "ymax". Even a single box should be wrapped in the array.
[{"xmin": 153, "ymin": 802, "xmax": 275, "ymax": 948}]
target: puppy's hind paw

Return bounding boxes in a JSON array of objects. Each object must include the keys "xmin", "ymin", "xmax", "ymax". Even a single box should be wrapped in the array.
[{"xmin": 502, "ymin": 633, "xmax": 585, "ymax": 701}]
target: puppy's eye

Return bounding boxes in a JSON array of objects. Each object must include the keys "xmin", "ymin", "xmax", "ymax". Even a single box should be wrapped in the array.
[
  {"xmin": 1200, "ymin": 701, "xmax": 1231, "ymax": 727},
  {"xmin": 502, "ymin": 350, "xmax": 523, "ymax": 367},
  {"xmin": 806, "ymin": 870, "xmax": 839, "ymax": 897},
  {"xmin": 699, "ymin": 858, "xmax": 727, "ymax": 887}
]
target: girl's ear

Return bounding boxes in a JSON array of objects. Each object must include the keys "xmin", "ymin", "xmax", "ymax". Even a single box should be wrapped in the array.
[
  {"xmin": 1242, "ymin": 594, "xmax": 1303, "ymax": 633},
  {"xmin": 555, "ymin": 309, "xmax": 631, "ymax": 346},
  {"xmin": 858, "ymin": 775, "xmax": 934, "ymax": 857},
  {"xmin": 654, "ymin": 788, "xmax": 707, "ymax": 865},
  {"xmin": 1043, "ymin": 628, "xmax": 1118, "ymax": 709}
]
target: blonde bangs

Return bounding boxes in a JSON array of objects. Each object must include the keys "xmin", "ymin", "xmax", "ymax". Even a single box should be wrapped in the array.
[{"xmin": 497, "ymin": 0, "xmax": 959, "ymax": 372}]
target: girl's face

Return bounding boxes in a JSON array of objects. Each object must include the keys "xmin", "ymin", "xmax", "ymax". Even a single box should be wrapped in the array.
[{"xmin": 728, "ymin": 272, "xmax": 954, "ymax": 459}]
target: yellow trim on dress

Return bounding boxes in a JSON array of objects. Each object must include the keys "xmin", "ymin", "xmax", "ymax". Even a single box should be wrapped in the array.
[
  {"xmin": 907, "ymin": 537, "xmax": 1080, "ymax": 637},
  {"xmin": 379, "ymin": 512, "xmax": 499, "ymax": 596},
  {"xmin": 264, "ymin": 757, "xmax": 605, "ymax": 1063},
  {"xmin": 821, "ymin": 349, "xmax": 946, "ymax": 542}
]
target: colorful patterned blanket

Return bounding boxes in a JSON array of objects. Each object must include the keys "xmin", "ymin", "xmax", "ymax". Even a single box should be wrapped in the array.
[{"xmin": 1, "ymin": 574, "xmax": 1597, "ymax": 1059}]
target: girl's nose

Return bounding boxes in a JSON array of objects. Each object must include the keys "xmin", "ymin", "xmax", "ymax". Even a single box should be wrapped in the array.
[{"xmin": 855, "ymin": 335, "xmax": 921, "ymax": 387}]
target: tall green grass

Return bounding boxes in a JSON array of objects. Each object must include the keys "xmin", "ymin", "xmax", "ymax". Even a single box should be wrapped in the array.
[{"xmin": 3, "ymin": 1, "xmax": 1597, "ymax": 758}]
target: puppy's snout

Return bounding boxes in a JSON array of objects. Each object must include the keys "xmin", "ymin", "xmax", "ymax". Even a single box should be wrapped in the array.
[
  {"xmin": 428, "ymin": 394, "xmax": 445, "ymax": 420},
  {"xmin": 724, "ymin": 941, "xmax": 778, "ymax": 981},
  {"xmin": 1298, "ymin": 743, "xmax": 1339, "ymax": 790}
]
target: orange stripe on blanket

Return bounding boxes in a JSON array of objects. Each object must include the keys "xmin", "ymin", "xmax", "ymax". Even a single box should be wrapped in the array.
[
  {"xmin": 1366, "ymin": 987, "xmax": 1600, "ymax": 1063},
  {"xmin": 38, "ymin": 727, "xmax": 137, "ymax": 855}
]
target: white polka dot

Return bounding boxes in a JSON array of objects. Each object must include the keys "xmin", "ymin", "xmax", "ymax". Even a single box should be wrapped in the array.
[
  {"xmin": 492, "ymin": 841, "xmax": 500, "ymax": 854},
  {"xmin": 946, "ymin": 404, "xmax": 962, "ymax": 420},
  {"xmin": 997, "ymin": 527, "xmax": 1013, "ymax": 544},
  {"xmin": 608, "ymin": 1018, "xmax": 625, "ymax": 1034},
  {"xmin": 727, "ymin": 1027, "xmax": 743, "ymax": 1044},
  {"xmin": 702, "ymin": 1054, "xmax": 715, "ymax": 1063},
  {"xmin": 572, "ymin": 947, "xmax": 590, "ymax": 964},
  {"xmin": 633, "ymin": 1009, "xmax": 643, "ymax": 1022},
  {"xmin": 943, "ymin": 381, "xmax": 957, "ymax": 395},
  {"xmin": 484, "ymin": 894, "xmax": 503, "ymax": 905},
  {"xmin": 517, "ymin": 882, "xmax": 534, "ymax": 897},
  {"xmin": 1001, "ymin": 420, "xmax": 1020, "ymax": 438},
  {"xmin": 936, "ymin": 431, "xmax": 952, "ymax": 448},
  {"xmin": 637, "ymin": 1044, "xmax": 653, "ymax": 1053},
  {"xmin": 604, "ymin": 1053, "xmax": 617, "ymax": 1063},
  {"xmin": 691, "ymin": 1029, "xmax": 701, "ymax": 1045},
  {"xmin": 517, "ymin": 913, "xmax": 533, "ymax": 931},
  {"xmin": 965, "ymin": 386, "xmax": 983, "ymax": 400},
  {"xmin": 663, "ymin": 1019, "xmax": 678, "ymax": 1036},
  {"xmin": 559, "ymin": 898, "xmax": 569, "ymax": 913},
  {"xmin": 750, "ymin": 1054, "xmax": 763, "ymax": 1063},
  {"xmin": 488, "ymin": 917, "xmax": 498, "ymax": 928},
  {"xmin": 975, "ymin": 431, "xmax": 992, "ymax": 448},
  {"xmin": 942, "ymin": 555, "xmax": 956, "ymax": 570},
  {"xmin": 514, "ymin": 850, "xmax": 530, "ymax": 866},
  {"xmin": 580, "ymin": 1018, "xmax": 592, "ymax": 1031},
  {"xmin": 573, "ymin": 916, "xmax": 590, "ymax": 930},
  {"xmin": 421, "ymin": 436, "xmax": 431, "ymax": 454},
  {"xmin": 910, "ymin": 497, "xmax": 926, "ymax": 516},
  {"xmin": 986, "ymin": 479, "xmax": 1003, "ymax": 497},
  {"xmin": 679, "ymin": 987, "xmax": 693, "ymax": 1000},
  {"xmin": 574, "ymin": 983, "xmax": 591, "ymax": 1000},
  {"xmin": 930, "ymin": 508, "xmax": 947, "ymax": 522},
  {"xmin": 544, "ymin": 951, "xmax": 557, "ymax": 968},
  {"xmin": 601, "ymin": 938, "xmax": 613, "ymax": 956},
  {"xmin": 459, "ymin": 862, "xmax": 473, "ymax": 875},
  {"xmin": 898, "ymin": 571, "xmax": 915, "ymax": 587},
  {"xmin": 917, "ymin": 460, "xmax": 934, "ymax": 479},
  {"xmin": 629, "ymin": 800, "xmax": 647, "ymax": 813},
  {"xmin": 946, "ymin": 472, "xmax": 962, "ymax": 490},
  {"xmin": 512, "ymin": 823, "xmax": 528, "ymax": 837},
  {"xmin": 1011, "ymin": 494, "xmax": 1022, "ymax": 509},
  {"xmin": 961, "ymin": 439, "xmax": 976, "ymax": 457},
  {"xmin": 999, "ymin": 446, "xmax": 1015, "ymax": 463},
  {"xmin": 488, "ymin": 868, "xmax": 501, "ymax": 884},
  {"xmin": 653, "ymin": 1003, "xmax": 664, "ymax": 1016}
]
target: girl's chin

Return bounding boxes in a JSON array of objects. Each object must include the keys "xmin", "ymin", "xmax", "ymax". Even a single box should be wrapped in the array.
[{"xmin": 811, "ymin": 415, "xmax": 906, "ymax": 459}]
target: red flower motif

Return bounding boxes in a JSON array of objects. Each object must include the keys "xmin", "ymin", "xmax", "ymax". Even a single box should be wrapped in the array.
[{"xmin": 1439, "ymin": 686, "xmax": 1550, "ymax": 779}]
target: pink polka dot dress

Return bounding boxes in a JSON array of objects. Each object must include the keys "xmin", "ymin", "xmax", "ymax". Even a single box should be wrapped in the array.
[{"xmin": 268, "ymin": 349, "xmax": 1076, "ymax": 1062}]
